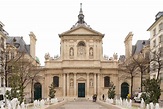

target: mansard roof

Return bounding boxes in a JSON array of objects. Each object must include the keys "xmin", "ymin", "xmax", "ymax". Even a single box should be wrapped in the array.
[
  {"xmin": 132, "ymin": 40, "xmax": 150, "ymax": 55},
  {"xmin": 147, "ymin": 11, "xmax": 163, "ymax": 31},
  {"xmin": 6, "ymin": 36, "xmax": 30, "ymax": 54}
]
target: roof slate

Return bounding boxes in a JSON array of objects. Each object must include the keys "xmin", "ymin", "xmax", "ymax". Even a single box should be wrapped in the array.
[{"xmin": 6, "ymin": 37, "xmax": 30, "ymax": 55}]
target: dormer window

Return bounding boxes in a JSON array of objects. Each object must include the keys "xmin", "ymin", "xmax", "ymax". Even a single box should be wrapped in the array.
[{"xmin": 14, "ymin": 43, "xmax": 20, "ymax": 48}]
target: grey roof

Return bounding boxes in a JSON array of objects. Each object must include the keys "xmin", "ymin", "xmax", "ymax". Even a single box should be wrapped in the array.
[
  {"xmin": 6, "ymin": 37, "xmax": 30, "ymax": 55},
  {"xmin": 132, "ymin": 40, "xmax": 150, "ymax": 55},
  {"xmin": 155, "ymin": 11, "xmax": 163, "ymax": 20}
]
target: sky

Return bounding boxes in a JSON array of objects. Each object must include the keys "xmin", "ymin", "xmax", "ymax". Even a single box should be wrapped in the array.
[{"xmin": 1, "ymin": 0, "xmax": 163, "ymax": 65}]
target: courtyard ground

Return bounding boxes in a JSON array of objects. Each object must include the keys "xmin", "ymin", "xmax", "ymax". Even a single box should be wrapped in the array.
[{"xmin": 45, "ymin": 99, "xmax": 121, "ymax": 109}]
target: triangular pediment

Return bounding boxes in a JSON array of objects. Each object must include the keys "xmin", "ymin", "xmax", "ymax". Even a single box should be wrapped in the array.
[
  {"xmin": 77, "ymin": 77, "xmax": 86, "ymax": 81},
  {"xmin": 59, "ymin": 25, "xmax": 104, "ymax": 37},
  {"xmin": 69, "ymin": 28, "xmax": 96, "ymax": 35}
]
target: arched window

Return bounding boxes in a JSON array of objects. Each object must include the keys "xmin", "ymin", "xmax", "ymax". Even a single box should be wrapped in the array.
[
  {"xmin": 77, "ymin": 41, "xmax": 85, "ymax": 47},
  {"xmin": 104, "ymin": 76, "xmax": 110, "ymax": 87},
  {"xmin": 53, "ymin": 76, "xmax": 59, "ymax": 87}
]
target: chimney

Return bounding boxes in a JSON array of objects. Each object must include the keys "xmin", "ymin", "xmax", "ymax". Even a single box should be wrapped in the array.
[{"xmin": 29, "ymin": 32, "xmax": 37, "ymax": 58}]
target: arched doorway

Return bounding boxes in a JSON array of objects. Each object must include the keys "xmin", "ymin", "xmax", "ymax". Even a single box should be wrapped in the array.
[
  {"xmin": 121, "ymin": 82, "xmax": 129, "ymax": 99},
  {"xmin": 34, "ymin": 82, "xmax": 42, "ymax": 100}
]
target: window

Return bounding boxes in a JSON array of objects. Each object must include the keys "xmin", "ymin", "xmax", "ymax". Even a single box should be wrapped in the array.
[
  {"xmin": 11, "ymin": 52, "xmax": 14, "ymax": 59},
  {"xmin": 153, "ymin": 29, "xmax": 156, "ymax": 37},
  {"xmin": 159, "ymin": 23, "xmax": 163, "ymax": 31},
  {"xmin": 8, "ymin": 66, "xmax": 12, "ymax": 73},
  {"xmin": 159, "ymin": 35, "xmax": 163, "ymax": 43},
  {"xmin": 1, "ymin": 77, "xmax": 3, "ymax": 87},
  {"xmin": 0, "ymin": 95, "xmax": 4, "ymax": 100},
  {"xmin": 153, "ymin": 40, "xmax": 156, "ymax": 47},
  {"xmin": 161, "ymin": 73, "xmax": 163, "ymax": 83},
  {"xmin": 159, "ymin": 47, "xmax": 163, "ymax": 57},
  {"xmin": 0, "ymin": 37, "xmax": 4, "ymax": 49},
  {"xmin": 78, "ymin": 41, "xmax": 85, "ymax": 47},
  {"xmin": 144, "ymin": 52, "xmax": 149, "ymax": 60},
  {"xmin": 153, "ymin": 51, "xmax": 156, "ymax": 60},
  {"xmin": 104, "ymin": 76, "xmax": 110, "ymax": 87},
  {"xmin": 53, "ymin": 76, "xmax": 59, "ymax": 87}
]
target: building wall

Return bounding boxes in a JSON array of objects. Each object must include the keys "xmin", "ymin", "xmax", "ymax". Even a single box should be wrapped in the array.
[{"xmin": 38, "ymin": 26, "xmax": 141, "ymax": 100}]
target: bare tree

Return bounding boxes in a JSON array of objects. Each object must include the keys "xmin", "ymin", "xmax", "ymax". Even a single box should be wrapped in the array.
[
  {"xmin": 132, "ymin": 53, "xmax": 150, "ymax": 92},
  {"xmin": 150, "ymin": 49, "xmax": 163, "ymax": 80},
  {"xmin": 28, "ymin": 66, "xmax": 42, "ymax": 103},
  {"xmin": 8, "ymin": 52, "xmax": 40, "ymax": 103},
  {"xmin": 119, "ymin": 59, "xmax": 138, "ymax": 98}
]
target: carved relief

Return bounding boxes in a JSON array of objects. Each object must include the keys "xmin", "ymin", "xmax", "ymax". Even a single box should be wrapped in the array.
[
  {"xmin": 78, "ymin": 46, "xmax": 85, "ymax": 56},
  {"xmin": 77, "ymin": 41, "xmax": 86, "ymax": 57}
]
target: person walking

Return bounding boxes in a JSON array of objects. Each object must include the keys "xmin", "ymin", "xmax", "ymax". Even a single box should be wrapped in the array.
[{"xmin": 102, "ymin": 94, "xmax": 105, "ymax": 100}]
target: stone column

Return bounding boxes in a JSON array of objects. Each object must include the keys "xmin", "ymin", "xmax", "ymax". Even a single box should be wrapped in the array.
[
  {"xmin": 67, "ymin": 73, "xmax": 69, "ymax": 96},
  {"xmin": 97, "ymin": 74, "xmax": 100, "ymax": 99},
  {"xmin": 63, "ymin": 74, "xmax": 66, "ymax": 97},
  {"xmin": 74, "ymin": 73, "xmax": 77, "ymax": 97},
  {"xmin": 94, "ymin": 73, "xmax": 96, "ymax": 94},
  {"xmin": 87, "ymin": 73, "xmax": 89, "ymax": 98}
]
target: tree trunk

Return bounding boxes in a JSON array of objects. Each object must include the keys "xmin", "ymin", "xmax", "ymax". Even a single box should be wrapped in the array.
[
  {"xmin": 131, "ymin": 76, "xmax": 133, "ymax": 98},
  {"xmin": 31, "ymin": 79, "xmax": 34, "ymax": 103}
]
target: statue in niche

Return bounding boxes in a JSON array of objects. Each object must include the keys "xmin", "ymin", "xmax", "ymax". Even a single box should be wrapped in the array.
[
  {"xmin": 70, "ymin": 48, "xmax": 74, "ymax": 56},
  {"xmin": 90, "ymin": 79, "xmax": 93, "ymax": 86},
  {"xmin": 89, "ymin": 48, "xmax": 93, "ymax": 56},
  {"xmin": 70, "ymin": 79, "xmax": 73, "ymax": 87}
]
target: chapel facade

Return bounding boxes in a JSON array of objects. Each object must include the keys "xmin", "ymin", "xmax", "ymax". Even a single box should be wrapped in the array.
[{"xmin": 33, "ymin": 4, "xmax": 141, "ymax": 100}]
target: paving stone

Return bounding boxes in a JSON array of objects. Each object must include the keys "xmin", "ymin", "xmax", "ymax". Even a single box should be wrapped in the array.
[{"xmin": 56, "ymin": 100, "xmax": 108, "ymax": 109}]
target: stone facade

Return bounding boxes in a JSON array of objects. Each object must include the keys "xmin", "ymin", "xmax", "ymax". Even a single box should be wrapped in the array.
[
  {"xmin": 34, "ymin": 4, "xmax": 142, "ymax": 100},
  {"xmin": 147, "ymin": 11, "xmax": 163, "ymax": 99}
]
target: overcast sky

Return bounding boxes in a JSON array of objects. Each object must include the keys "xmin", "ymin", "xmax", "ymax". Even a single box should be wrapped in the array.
[{"xmin": 1, "ymin": 0, "xmax": 163, "ymax": 65}]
